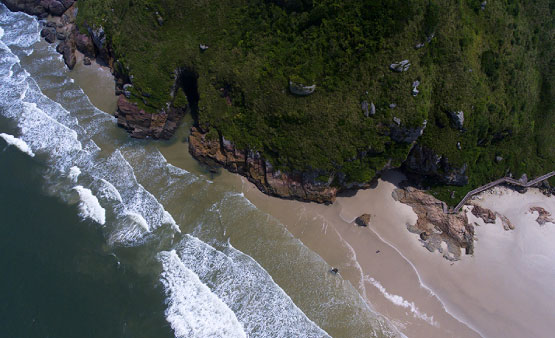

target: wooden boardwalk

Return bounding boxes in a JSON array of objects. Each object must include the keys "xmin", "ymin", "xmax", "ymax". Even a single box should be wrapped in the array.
[{"xmin": 449, "ymin": 171, "xmax": 555, "ymax": 213}]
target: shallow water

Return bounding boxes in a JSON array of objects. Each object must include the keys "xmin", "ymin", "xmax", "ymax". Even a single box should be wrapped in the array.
[{"xmin": 0, "ymin": 5, "xmax": 397, "ymax": 337}]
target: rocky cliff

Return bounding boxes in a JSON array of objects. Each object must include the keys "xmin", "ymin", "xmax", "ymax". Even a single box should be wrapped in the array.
[
  {"xmin": 189, "ymin": 127, "xmax": 338, "ymax": 203},
  {"xmin": 116, "ymin": 95, "xmax": 186, "ymax": 140}
]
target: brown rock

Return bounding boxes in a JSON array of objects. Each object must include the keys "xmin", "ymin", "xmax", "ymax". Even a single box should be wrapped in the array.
[
  {"xmin": 48, "ymin": 0, "xmax": 65, "ymax": 16},
  {"xmin": 56, "ymin": 39, "xmax": 76, "ymax": 69},
  {"xmin": 355, "ymin": 214, "xmax": 372, "ymax": 227},
  {"xmin": 471, "ymin": 205, "xmax": 497, "ymax": 224},
  {"xmin": 393, "ymin": 188, "xmax": 474, "ymax": 258},
  {"xmin": 71, "ymin": 27, "xmax": 96, "ymax": 58},
  {"xmin": 529, "ymin": 207, "xmax": 554, "ymax": 226},
  {"xmin": 115, "ymin": 95, "xmax": 185, "ymax": 139},
  {"xmin": 498, "ymin": 213, "xmax": 515, "ymax": 231},
  {"xmin": 188, "ymin": 127, "xmax": 338, "ymax": 204},
  {"xmin": 40, "ymin": 27, "xmax": 56, "ymax": 43}
]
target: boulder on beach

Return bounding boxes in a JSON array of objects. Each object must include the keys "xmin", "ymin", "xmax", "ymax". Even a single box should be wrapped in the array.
[{"xmin": 355, "ymin": 213, "xmax": 372, "ymax": 227}]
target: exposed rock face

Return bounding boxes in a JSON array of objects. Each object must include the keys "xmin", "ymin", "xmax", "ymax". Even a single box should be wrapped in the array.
[
  {"xmin": 2, "ymin": 0, "xmax": 73, "ymax": 17},
  {"xmin": 72, "ymin": 27, "xmax": 96, "ymax": 58},
  {"xmin": 393, "ymin": 187, "xmax": 474, "ymax": 259},
  {"xmin": 404, "ymin": 144, "xmax": 469, "ymax": 185},
  {"xmin": 40, "ymin": 26, "xmax": 56, "ymax": 43},
  {"xmin": 389, "ymin": 119, "xmax": 427, "ymax": 143},
  {"xmin": 390, "ymin": 60, "xmax": 410, "ymax": 72},
  {"xmin": 55, "ymin": 38, "xmax": 76, "ymax": 69},
  {"xmin": 529, "ymin": 207, "xmax": 554, "ymax": 225},
  {"xmin": 289, "ymin": 80, "xmax": 316, "ymax": 96},
  {"xmin": 471, "ymin": 204, "xmax": 496, "ymax": 223},
  {"xmin": 498, "ymin": 213, "xmax": 515, "ymax": 230},
  {"xmin": 412, "ymin": 80, "xmax": 420, "ymax": 96},
  {"xmin": 189, "ymin": 127, "xmax": 338, "ymax": 203},
  {"xmin": 355, "ymin": 214, "xmax": 372, "ymax": 227},
  {"xmin": 449, "ymin": 111, "xmax": 464, "ymax": 129},
  {"xmin": 115, "ymin": 95, "xmax": 186, "ymax": 139}
]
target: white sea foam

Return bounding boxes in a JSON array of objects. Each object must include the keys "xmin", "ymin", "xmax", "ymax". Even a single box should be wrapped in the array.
[
  {"xmin": 95, "ymin": 178, "xmax": 123, "ymax": 203},
  {"xmin": 73, "ymin": 185, "xmax": 106, "ymax": 225},
  {"xmin": 366, "ymin": 276, "xmax": 438, "ymax": 327},
  {"xmin": 158, "ymin": 250, "xmax": 247, "ymax": 338},
  {"xmin": 0, "ymin": 132, "xmax": 35, "ymax": 157},
  {"xmin": 124, "ymin": 211, "xmax": 150, "ymax": 231},
  {"xmin": 68, "ymin": 166, "xmax": 81, "ymax": 182},
  {"xmin": 174, "ymin": 235, "xmax": 331, "ymax": 337}
]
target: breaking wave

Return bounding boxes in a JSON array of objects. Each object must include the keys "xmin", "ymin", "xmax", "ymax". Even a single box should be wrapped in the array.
[{"xmin": 0, "ymin": 132, "xmax": 35, "ymax": 157}]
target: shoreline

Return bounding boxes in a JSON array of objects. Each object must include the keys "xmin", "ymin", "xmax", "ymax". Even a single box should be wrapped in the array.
[
  {"xmin": 240, "ymin": 170, "xmax": 555, "ymax": 338},
  {"xmin": 13, "ymin": 4, "xmax": 555, "ymax": 336}
]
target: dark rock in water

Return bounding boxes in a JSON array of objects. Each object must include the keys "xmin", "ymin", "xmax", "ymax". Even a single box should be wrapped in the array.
[
  {"xmin": 41, "ymin": 27, "xmax": 56, "ymax": 43},
  {"xmin": 2, "ymin": 0, "xmax": 47, "ymax": 16},
  {"xmin": 83, "ymin": 57, "xmax": 91, "ymax": 65},
  {"xmin": 48, "ymin": 0, "xmax": 66, "ymax": 16},
  {"xmin": 56, "ymin": 39, "xmax": 76, "ymax": 69},
  {"xmin": 355, "ymin": 213, "xmax": 372, "ymax": 227}
]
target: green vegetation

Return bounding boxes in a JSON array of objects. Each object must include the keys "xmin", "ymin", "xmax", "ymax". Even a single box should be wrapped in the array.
[{"xmin": 77, "ymin": 0, "xmax": 554, "ymax": 204}]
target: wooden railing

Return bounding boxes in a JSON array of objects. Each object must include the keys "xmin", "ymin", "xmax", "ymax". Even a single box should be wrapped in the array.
[{"xmin": 449, "ymin": 171, "xmax": 555, "ymax": 213}]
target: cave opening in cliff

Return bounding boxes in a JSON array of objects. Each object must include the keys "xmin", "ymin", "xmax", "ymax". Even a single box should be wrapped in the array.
[{"xmin": 176, "ymin": 68, "xmax": 200, "ymax": 122}]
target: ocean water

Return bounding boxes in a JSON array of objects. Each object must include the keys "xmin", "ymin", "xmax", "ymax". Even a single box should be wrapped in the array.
[{"xmin": 0, "ymin": 5, "xmax": 397, "ymax": 337}]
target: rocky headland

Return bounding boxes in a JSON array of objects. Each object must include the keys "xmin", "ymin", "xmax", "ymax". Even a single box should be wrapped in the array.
[{"xmin": 3, "ymin": 0, "xmax": 553, "ymax": 257}]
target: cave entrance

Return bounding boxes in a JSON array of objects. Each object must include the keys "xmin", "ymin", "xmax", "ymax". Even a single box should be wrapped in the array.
[{"xmin": 176, "ymin": 68, "xmax": 200, "ymax": 123}]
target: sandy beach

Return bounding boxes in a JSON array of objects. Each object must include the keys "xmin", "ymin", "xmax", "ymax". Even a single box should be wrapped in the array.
[{"xmin": 242, "ymin": 171, "xmax": 555, "ymax": 338}]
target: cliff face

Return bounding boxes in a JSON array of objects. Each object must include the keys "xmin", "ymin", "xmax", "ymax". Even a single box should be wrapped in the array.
[
  {"xmin": 115, "ymin": 95, "xmax": 186, "ymax": 140},
  {"xmin": 403, "ymin": 144, "xmax": 468, "ymax": 186},
  {"xmin": 189, "ymin": 127, "xmax": 338, "ymax": 203}
]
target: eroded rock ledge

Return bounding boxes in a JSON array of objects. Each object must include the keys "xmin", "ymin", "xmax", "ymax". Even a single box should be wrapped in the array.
[
  {"xmin": 188, "ymin": 127, "xmax": 338, "ymax": 203},
  {"xmin": 115, "ymin": 95, "xmax": 185, "ymax": 139},
  {"xmin": 392, "ymin": 187, "xmax": 474, "ymax": 260}
]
